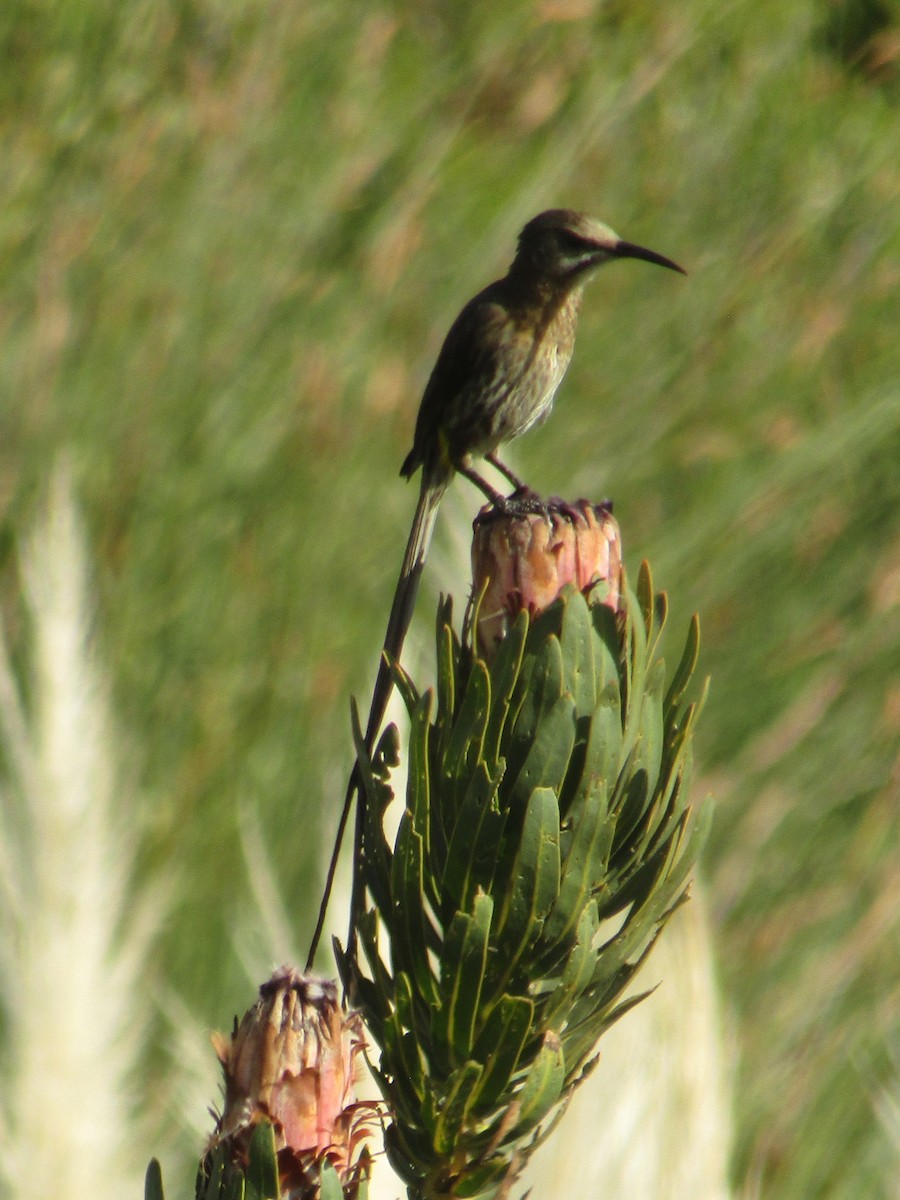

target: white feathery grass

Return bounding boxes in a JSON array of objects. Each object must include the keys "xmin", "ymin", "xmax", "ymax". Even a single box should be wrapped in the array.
[
  {"xmin": 234, "ymin": 799, "xmax": 304, "ymax": 978},
  {"xmin": 0, "ymin": 463, "xmax": 163, "ymax": 1200},
  {"xmin": 873, "ymin": 1065, "xmax": 900, "ymax": 1200},
  {"xmin": 152, "ymin": 987, "xmax": 223, "ymax": 1148}
]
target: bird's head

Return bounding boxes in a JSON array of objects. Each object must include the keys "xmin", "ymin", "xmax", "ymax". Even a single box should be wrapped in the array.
[{"xmin": 513, "ymin": 209, "xmax": 686, "ymax": 284}]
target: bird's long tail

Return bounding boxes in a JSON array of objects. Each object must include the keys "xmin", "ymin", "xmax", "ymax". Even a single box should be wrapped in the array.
[
  {"xmin": 365, "ymin": 469, "xmax": 448, "ymax": 748},
  {"xmin": 306, "ymin": 469, "xmax": 449, "ymax": 969}
]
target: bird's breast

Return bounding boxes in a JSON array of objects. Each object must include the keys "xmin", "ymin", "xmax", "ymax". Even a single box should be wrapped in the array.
[
  {"xmin": 427, "ymin": 284, "xmax": 581, "ymax": 465},
  {"xmin": 480, "ymin": 313, "xmax": 575, "ymax": 448}
]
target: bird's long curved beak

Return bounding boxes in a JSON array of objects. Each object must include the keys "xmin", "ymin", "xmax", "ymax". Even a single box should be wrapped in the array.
[{"xmin": 613, "ymin": 240, "xmax": 687, "ymax": 275}]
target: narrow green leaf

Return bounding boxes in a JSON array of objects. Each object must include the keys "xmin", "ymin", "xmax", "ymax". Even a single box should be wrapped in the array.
[
  {"xmin": 614, "ymin": 789, "xmax": 707, "ymax": 921},
  {"xmin": 385, "ymin": 1119, "xmax": 432, "ymax": 1189},
  {"xmin": 598, "ymin": 985, "xmax": 658, "ymax": 1034},
  {"xmin": 433, "ymin": 1061, "xmax": 484, "ymax": 1156},
  {"xmin": 664, "ymin": 612, "xmax": 700, "ymax": 719},
  {"xmin": 349, "ymin": 704, "xmax": 396, "ymax": 919},
  {"xmin": 538, "ymin": 901, "xmax": 600, "ymax": 1033},
  {"xmin": 589, "ymin": 600, "xmax": 624, "ymax": 698},
  {"xmin": 406, "ymin": 691, "xmax": 433, "ymax": 838},
  {"xmin": 223, "ymin": 1175, "xmax": 245, "ymax": 1200},
  {"xmin": 436, "ymin": 592, "xmax": 454, "ymax": 634},
  {"xmin": 585, "ymin": 687, "xmax": 624, "ymax": 791},
  {"xmin": 563, "ymin": 901, "xmax": 601, "ymax": 992},
  {"xmin": 349, "ymin": 699, "xmax": 386, "ymax": 816},
  {"xmin": 245, "ymin": 1121, "xmax": 279, "ymax": 1200},
  {"xmin": 199, "ymin": 1140, "xmax": 235, "ymax": 1200},
  {"xmin": 595, "ymin": 860, "xmax": 677, "ymax": 975},
  {"xmin": 390, "ymin": 811, "xmax": 439, "ymax": 1004},
  {"xmin": 503, "ymin": 694, "xmax": 576, "ymax": 811},
  {"xmin": 512, "ymin": 629, "xmax": 565, "ymax": 745},
  {"xmin": 618, "ymin": 622, "xmax": 644, "ymax": 771},
  {"xmin": 650, "ymin": 587, "xmax": 669, "ymax": 658},
  {"xmin": 472, "ymin": 994, "xmax": 534, "ymax": 1107},
  {"xmin": 370, "ymin": 1056, "xmax": 424, "ymax": 1138},
  {"xmin": 404, "ymin": 693, "xmax": 437, "ymax": 911},
  {"xmin": 435, "ymin": 614, "xmax": 456, "ymax": 760},
  {"xmin": 438, "ymin": 892, "xmax": 493, "ymax": 1064},
  {"xmin": 559, "ymin": 589, "xmax": 597, "ymax": 717},
  {"xmin": 508, "ymin": 1032, "xmax": 565, "ymax": 1138},
  {"xmin": 544, "ymin": 780, "xmax": 611, "ymax": 947},
  {"xmin": 443, "ymin": 658, "xmax": 491, "ymax": 814},
  {"xmin": 453, "ymin": 1158, "xmax": 511, "ymax": 1198},
  {"xmin": 642, "ymin": 728, "xmax": 698, "ymax": 858},
  {"xmin": 500, "ymin": 620, "xmax": 565, "ymax": 791},
  {"xmin": 495, "ymin": 788, "xmax": 561, "ymax": 974},
  {"xmin": 483, "ymin": 609, "xmax": 529, "ymax": 765},
  {"xmin": 659, "ymin": 799, "xmax": 713, "ymax": 896},
  {"xmin": 350, "ymin": 912, "xmax": 390, "ymax": 1018},
  {"xmin": 632, "ymin": 657, "xmax": 666, "ymax": 805},
  {"xmin": 442, "ymin": 760, "xmax": 505, "ymax": 917},
  {"xmin": 608, "ymin": 754, "xmax": 647, "ymax": 840},
  {"xmin": 608, "ymin": 665, "xmax": 666, "ymax": 867},
  {"xmin": 390, "ymin": 655, "xmax": 422, "ymax": 719},
  {"xmin": 559, "ymin": 683, "xmax": 622, "ymax": 827},
  {"xmin": 391, "ymin": 971, "xmax": 429, "ymax": 1100},
  {"xmin": 144, "ymin": 1159, "xmax": 165, "ymax": 1200},
  {"xmin": 562, "ymin": 985, "xmax": 657, "ymax": 1081},
  {"xmin": 435, "ymin": 596, "xmax": 465, "ymax": 767},
  {"xmin": 605, "ymin": 814, "xmax": 677, "ymax": 922},
  {"xmin": 320, "ymin": 1162, "xmax": 345, "ymax": 1200},
  {"xmin": 567, "ymin": 939, "xmax": 661, "ymax": 1047},
  {"xmin": 636, "ymin": 560, "xmax": 654, "ymax": 639}
]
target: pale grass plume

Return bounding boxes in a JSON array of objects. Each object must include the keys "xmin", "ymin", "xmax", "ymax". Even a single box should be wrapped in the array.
[
  {"xmin": 152, "ymin": 987, "xmax": 222, "ymax": 1149},
  {"xmin": 234, "ymin": 799, "xmax": 305, "ymax": 978},
  {"xmin": 874, "ymin": 1064, "xmax": 900, "ymax": 1200},
  {"xmin": 0, "ymin": 464, "xmax": 163, "ymax": 1200}
]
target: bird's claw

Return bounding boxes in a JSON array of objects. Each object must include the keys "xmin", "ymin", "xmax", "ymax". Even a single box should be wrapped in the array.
[
  {"xmin": 493, "ymin": 487, "xmax": 546, "ymax": 516},
  {"xmin": 543, "ymin": 495, "xmax": 614, "ymax": 521},
  {"xmin": 488, "ymin": 492, "xmax": 614, "ymax": 521}
]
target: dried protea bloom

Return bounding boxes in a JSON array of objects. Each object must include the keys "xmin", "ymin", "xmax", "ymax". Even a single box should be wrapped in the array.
[
  {"xmin": 202, "ymin": 967, "xmax": 375, "ymax": 1200},
  {"xmin": 471, "ymin": 498, "xmax": 622, "ymax": 660}
]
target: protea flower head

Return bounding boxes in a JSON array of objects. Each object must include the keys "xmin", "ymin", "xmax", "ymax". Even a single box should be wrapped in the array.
[
  {"xmin": 471, "ymin": 498, "xmax": 622, "ymax": 660},
  {"xmin": 199, "ymin": 967, "xmax": 376, "ymax": 1200}
]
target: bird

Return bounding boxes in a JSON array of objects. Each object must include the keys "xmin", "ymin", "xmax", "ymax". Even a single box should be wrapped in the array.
[{"xmin": 306, "ymin": 209, "xmax": 685, "ymax": 970}]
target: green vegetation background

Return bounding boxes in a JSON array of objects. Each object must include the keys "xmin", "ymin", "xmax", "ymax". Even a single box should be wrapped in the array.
[{"xmin": 1, "ymin": 0, "xmax": 898, "ymax": 1196}]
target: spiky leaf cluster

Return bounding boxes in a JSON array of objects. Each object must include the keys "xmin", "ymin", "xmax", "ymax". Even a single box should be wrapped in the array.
[
  {"xmin": 185, "ymin": 1123, "xmax": 368, "ymax": 1200},
  {"xmin": 193, "ymin": 1124, "xmax": 281, "ymax": 1200},
  {"xmin": 339, "ymin": 564, "xmax": 710, "ymax": 1200}
]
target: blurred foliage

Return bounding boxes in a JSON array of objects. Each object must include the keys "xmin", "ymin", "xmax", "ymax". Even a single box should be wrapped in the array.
[{"xmin": 0, "ymin": 0, "xmax": 898, "ymax": 1197}]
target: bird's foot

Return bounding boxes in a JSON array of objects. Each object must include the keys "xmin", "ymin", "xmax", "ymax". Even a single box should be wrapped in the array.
[
  {"xmin": 544, "ymin": 495, "xmax": 614, "ymax": 521},
  {"xmin": 482, "ymin": 491, "xmax": 615, "ymax": 521},
  {"xmin": 493, "ymin": 486, "xmax": 546, "ymax": 516}
]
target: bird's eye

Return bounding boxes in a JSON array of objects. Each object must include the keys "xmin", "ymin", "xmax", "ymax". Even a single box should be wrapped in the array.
[{"xmin": 557, "ymin": 230, "xmax": 589, "ymax": 254}]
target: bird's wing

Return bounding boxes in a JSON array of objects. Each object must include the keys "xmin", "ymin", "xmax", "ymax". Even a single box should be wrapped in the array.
[{"xmin": 406, "ymin": 284, "xmax": 535, "ymax": 474}]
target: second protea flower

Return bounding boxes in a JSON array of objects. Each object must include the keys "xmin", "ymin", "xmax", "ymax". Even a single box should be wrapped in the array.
[{"xmin": 199, "ymin": 967, "xmax": 375, "ymax": 1200}]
